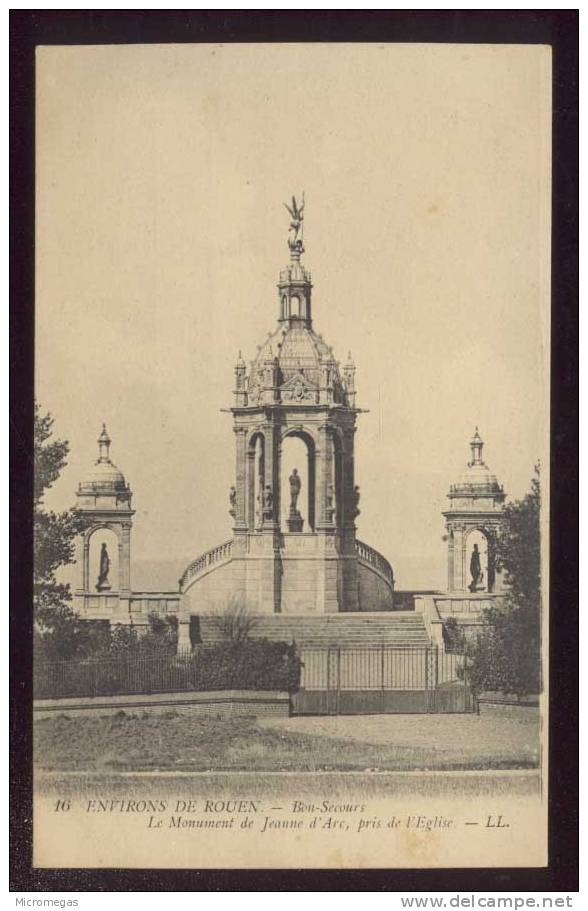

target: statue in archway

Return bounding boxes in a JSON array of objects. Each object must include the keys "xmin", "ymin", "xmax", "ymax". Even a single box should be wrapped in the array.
[
  {"xmin": 469, "ymin": 543, "xmax": 483, "ymax": 592},
  {"xmin": 97, "ymin": 542, "xmax": 111, "ymax": 591},
  {"xmin": 289, "ymin": 468, "xmax": 301, "ymax": 513},
  {"xmin": 350, "ymin": 485, "xmax": 361, "ymax": 520},
  {"xmin": 229, "ymin": 486, "xmax": 237, "ymax": 517},
  {"xmin": 262, "ymin": 485, "xmax": 274, "ymax": 521},
  {"xmin": 326, "ymin": 484, "xmax": 335, "ymax": 524}
]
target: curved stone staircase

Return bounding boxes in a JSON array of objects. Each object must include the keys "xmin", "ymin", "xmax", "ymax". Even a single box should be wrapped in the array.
[{"xmin": 179, "ymin": 537, "xmax": 394, "ymax": 593}]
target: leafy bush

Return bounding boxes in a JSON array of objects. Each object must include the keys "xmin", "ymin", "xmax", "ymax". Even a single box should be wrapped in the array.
[
  {"xmin": 464, "ymin": 468, "xmax": 542, "ymax": 697},
  {"xmin": 109, "ymin": 613, "xmax": 178, "ymax": 656},
  {"xmin": 442, "ymin": 617, "xmax": 465, "ymax": 653},
  {"xmin": 463, "ymin": 602, "xmax": 541, "ymax": 697},
  {"xmin": 34, "ymin": 618, "xmax": 112, "ymax": 663},
  {"xmin": 188, "ymin": 639, "xmax": 301, "ymax": 693},
  {"xmin": 34, "ymin": 637, "xmax": 301, "ymax": 699}
]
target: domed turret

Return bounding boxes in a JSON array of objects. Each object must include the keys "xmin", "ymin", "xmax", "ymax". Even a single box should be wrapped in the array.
[
  {"xmin": 236, "ymin": 200, "xmax": 352, "ymax": 409},
  {"xmin": 74, "ymin": 426, "xmax": 135, "ymax": 607},
  {"xmin": 449, "ymin": 428, "xmax": 504, "ymax": 499},
  {"xmin": 442, "ymin": 429, "xmax": 506, "ymax": 593},
  {"xmin": 78, "ymin": 424, "xmax": 130, "ymax": 496}
]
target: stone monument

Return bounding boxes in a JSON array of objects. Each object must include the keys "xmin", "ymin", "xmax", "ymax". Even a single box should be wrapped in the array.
[
  {"xmin": 443, "ymin": 429, "xmax": 505, "ymax": 593},
  {"xmin": 177, "ymin": 197, "xmax": 395, "ymax": 629},
  {"xmin": 287, "ymin": 467, "xmax": 304, "ymax": 532},
  {"xmin": 96, "ymin": 542, "xmax": 111, "ymax": 591}
]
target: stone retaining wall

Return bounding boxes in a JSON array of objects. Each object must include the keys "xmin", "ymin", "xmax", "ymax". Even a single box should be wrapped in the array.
[{"xmin": 33, "ymin": 689, "xmax": 291, "ymax": 720}]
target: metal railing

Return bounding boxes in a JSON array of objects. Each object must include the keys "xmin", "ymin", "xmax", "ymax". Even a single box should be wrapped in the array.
[
  {"xmin": 34, "ymin": 650, "xmax": 197, "ymax": 700},
  {"xmin": 34, "ymin": 641, "xmax": 300, "ymax": 701},
  {"xmin": 300, "ymin": 646, "xmax": 466, "ymax": 692}
]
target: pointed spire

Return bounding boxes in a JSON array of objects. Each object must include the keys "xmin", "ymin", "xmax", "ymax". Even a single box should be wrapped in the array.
[
  {"xmin": 234, "ymin": 351, "xmax": 248, "ymax": 403},
  {"xmin": 278, "ymin": 195, "xmax": 312, "ymax": 324},
  {"xmin": 97, "ymin": 424, "xmax": 111, "ymax": 462},
  {"xmin": 469, "ymin": 427, "xmax": 484, "ymax": 465}
]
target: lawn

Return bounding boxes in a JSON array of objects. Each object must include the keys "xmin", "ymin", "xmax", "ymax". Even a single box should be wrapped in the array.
[{"xmin": 33, "ymin": 708, "xmax": 540, "ymax": 774}]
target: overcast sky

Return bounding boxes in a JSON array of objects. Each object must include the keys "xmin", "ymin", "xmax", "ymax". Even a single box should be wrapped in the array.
[{"xmin": 36, "ymin": 43, "xmax": 550, "ymax": 590}]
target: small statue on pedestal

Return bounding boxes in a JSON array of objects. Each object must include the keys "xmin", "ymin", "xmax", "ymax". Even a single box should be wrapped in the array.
[
  {"xmin": 469, "ymin": 543, "xmax": 484, "ymax": 592},
  {"xmin": 287, "ymin": 468, "xmax": 303, "ymax": 532},
  {"xmin": 289, "ymin": 468, "xmax": 301, "ymax": 512},
  {"xmin": 262, "ymin": 485, "xmax": 274, "ymax": 522},
  {"xmin": 96, "ymin": 542, "xmax": 111, "ymax": 591},
  {"xmin": 350, "ymin": 485, "xmax": 361, "ymax": 520},
  {"xmin": 284, "ymin": 194, "xmax": 305, "ymax": 252},
  {"xmin": 325, "ymin": 484, "xmax": 336, "ymax": 524},
  {"xmin": 228, "ymin": 486, "xmax": 237, "ymax": 518}
]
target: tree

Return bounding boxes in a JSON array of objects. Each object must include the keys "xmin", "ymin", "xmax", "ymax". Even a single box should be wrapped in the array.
[
  {"xmin": 34, "ymin": 404, "xmax": 80, "ymax": 622},
  {"xmin": 466, "ymin": 466, "xmax": 542, "ymax": 696},
  {"xmin": 218, "ymin": 596, "xmax": 258, "ymax": 641},
  {"xmin": 33, "ymin": 405, "xmax": 181, "ymax": 663},
  {"xmin": 33, "ymin": 403, "xmax": 99, "ymax": 659}
]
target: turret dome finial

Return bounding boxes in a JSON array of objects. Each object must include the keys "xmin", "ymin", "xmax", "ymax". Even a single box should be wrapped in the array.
[
  {"xmin": 98, "ymin": 424, "xmax": 111, "ymax": 461},
  {"xmin": 283, "ymin": 193, "xmax": 305, "ymax": 259}
]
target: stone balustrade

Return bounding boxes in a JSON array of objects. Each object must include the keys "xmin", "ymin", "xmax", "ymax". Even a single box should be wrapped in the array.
[
  {"xmin": 356, "ymin": 539, "xmax": 394, "ymax": 584},
  {"xmin": 179, "ymin": 539, "xmax": 233, "ymax": 592},
  {"xmin": 178, "ymin": 536, "xmax": 394, "ymax": 604}
]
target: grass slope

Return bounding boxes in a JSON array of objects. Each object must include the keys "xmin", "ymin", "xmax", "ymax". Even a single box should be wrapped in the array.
[{"xmin": 34, "ymin": 710, "xmax": 540, "ymax": 773}]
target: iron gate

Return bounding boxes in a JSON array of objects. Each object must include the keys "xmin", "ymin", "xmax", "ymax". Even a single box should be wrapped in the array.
[{"xmin": 292, "ymin": 646, "xmax": 475, "ymax": 715}]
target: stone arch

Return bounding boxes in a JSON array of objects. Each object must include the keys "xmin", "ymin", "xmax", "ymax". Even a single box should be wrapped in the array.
[
  {"xmin": 246, "ymin": 430, "xmax": 265, "ymax": 530},
  {"xmin": 280, "ymin": 424, "xmax": 318, "ymax": 446},
  {"xmin": 464, "ymin": 526, "xmax": 491, "ymax": 593},
  {"xmin": 84, "ymin": 523, "xmax": 123, "ymax": 593},
  {"xmin": 331, "ymin": 426, "xmax": 344, "ymax": 529},
  {"xmin": 83, "ymin": 521, "xmax": 124, "ymax": 547},
  {"xmin": 281, "ymin": 427, "xmax": 316, "ymax": 531}
]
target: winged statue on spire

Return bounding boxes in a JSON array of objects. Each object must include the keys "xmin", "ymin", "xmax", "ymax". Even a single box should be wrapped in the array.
[{"xmin": 284, "ymin": 193, "xmax": 305, "ymax": 250}]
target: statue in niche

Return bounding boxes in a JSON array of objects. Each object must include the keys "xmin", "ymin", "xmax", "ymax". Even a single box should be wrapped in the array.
[
  {"xmin": 229, "ymin": 486, "xmax": 237, "ymax": 517},
  {"xmin": 255, "ymin": 489, "xmax": 262, "ymax": 527},
  {"xmin": 262, "ymin": 485, "xmax": 274, "ymax": 521},
  {"xmin": 96, "ymin": 542, "xmax": 111, "ymax": 591},
  {"xmin": 350, "ymin": 485, "xmax": 361, "ymax": 519},
  {"xmin": 283, "ymin": 194, "xmax": 305, "ymax": 250},
  {"xmin": 289, "ymin": 468, "xmax": 301, "ymax": 513},
  {"xmin": 469, "ymin": 543, "xmax": 484, "ymax": 592},
  {"xmin": 326, "ymin": 484, "xmax": 335, "ymax": 524}
]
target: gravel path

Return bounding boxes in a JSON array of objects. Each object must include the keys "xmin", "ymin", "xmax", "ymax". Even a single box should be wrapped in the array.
[{"xmin": 259, "ymin": 710, "xmax": 541, "ymax": 765}]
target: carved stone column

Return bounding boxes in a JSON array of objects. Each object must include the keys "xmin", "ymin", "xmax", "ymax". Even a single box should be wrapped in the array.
[
  {"xmin": 452, "ymin": 525, "xmax": 466, "ymax": 591},
  {"xmin": 261, "ymin": 420, "xmax": 280, "ymax": 529},
  {"xmin": 341, "ymin": 426, "xmax": 357, "ymax": 533},
  {"xmin": 77, "ymin": 532, "xmax": 90, "ymax": 592},
  {"xmin": 246, "ymin": 447, "xmax": 256, "ymax": 530},
  {"xmin": 447, "ymin": 528, "xmax": 456, "ymax": 590},
  {"xmin": 316, "ymin": 423, "xmax": 335, "ymax": 531},
  {"xmin": 233, "ymin": 426, "xmax": 248, "ymax": 531},
  {"xmin": 119, "ymin": 523, "xmax": 132, "ymax": 592}
]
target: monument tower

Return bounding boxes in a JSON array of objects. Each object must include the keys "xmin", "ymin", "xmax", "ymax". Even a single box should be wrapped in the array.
[
  {"xmin": 443, "ymin": 429, "xmax": 505, "ymax": 593},
  {"xmin": 179, "ymin": 198, "xmax": 394, "ymax": 618},
  {"xmin": 74, "ymin": 425, "xmax": 135, "ymax": 618}
]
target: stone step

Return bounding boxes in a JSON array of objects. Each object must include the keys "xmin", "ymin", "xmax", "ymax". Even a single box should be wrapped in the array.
[{"xmin": 196, "ymin": 613, "xmax": 431, "ymax": 648}]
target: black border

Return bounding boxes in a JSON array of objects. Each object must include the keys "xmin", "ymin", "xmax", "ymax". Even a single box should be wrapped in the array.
[{"xmin": 10, "ymin": 10, "xmax": 578, "ymax": 893}]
